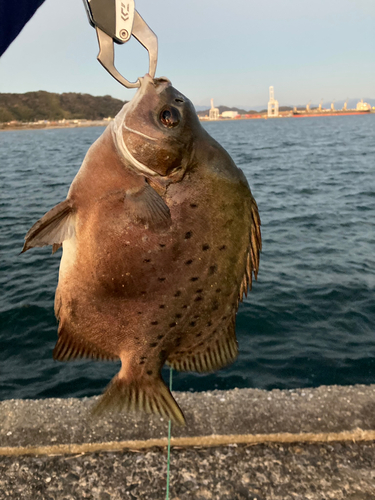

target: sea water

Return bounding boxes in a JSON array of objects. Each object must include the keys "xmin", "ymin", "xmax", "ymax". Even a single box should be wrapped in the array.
[{"xmin": 0, "ymin": 114, "xmax": 374, "ymax": 400}]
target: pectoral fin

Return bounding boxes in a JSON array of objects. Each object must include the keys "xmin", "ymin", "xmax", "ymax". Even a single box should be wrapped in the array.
[
  {"xmin": 124, "ymin": 181, "xmax": 171, "ymax": 229},
  {"xmin": 22, "ymin": 199, "xmax": 75, "ymax": 253}
]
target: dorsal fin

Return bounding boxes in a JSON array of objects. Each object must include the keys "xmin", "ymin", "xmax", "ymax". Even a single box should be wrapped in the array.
[
  {"xmin": 240, "ymin": 198, "xmax": 261, "ymax": 300},
  {"xmin": 22, "ymin": 199, "xmax": 75, "ymax": 253},
  {"xmin": 167, "ymin": 318, "xmax": 238, "ymax": 373}
]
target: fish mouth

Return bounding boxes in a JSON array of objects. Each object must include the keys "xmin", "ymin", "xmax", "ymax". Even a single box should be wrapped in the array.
[
  {"xmin": 151, "ymin": 76, "xmax": 172, "ymax": 94},
  {"xmin": 112, "ymin": 75, "xmax": 172, "ymax": 178}
]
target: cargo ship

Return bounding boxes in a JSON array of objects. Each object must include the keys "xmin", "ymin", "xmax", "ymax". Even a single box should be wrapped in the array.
[
  {"xmin": 293, "ymin": 109, "xmax": 371, "ymax": 118},
  {"xmin": 292, "ymin": 99, "xmax": 372, "ymax": 118}
]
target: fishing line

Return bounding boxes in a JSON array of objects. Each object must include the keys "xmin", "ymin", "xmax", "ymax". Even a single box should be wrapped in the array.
[{"xmin": 165, "ymin": 367, "xmax": 173, "ymax": 500}]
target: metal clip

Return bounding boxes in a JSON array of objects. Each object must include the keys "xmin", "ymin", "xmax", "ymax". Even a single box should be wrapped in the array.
[{"xmin": 83, "ymin": 0, "xmax": 158, "ymax": 88}]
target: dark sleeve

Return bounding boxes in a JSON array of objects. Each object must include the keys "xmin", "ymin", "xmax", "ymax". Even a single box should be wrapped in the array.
[{"xmin": 0, "ymin": 0, "xmax": 46, "ymax": 57}]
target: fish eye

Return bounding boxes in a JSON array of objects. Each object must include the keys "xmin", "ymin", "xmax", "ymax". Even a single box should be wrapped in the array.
[{"xmin": 159, "ymin": 106, "xmax": 180, "ymax": 128}]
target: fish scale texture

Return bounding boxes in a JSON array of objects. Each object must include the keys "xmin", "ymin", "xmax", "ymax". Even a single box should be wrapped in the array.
[{"xmin": 1, "ymin": 442, "xmax": 375, "ymax": 499}]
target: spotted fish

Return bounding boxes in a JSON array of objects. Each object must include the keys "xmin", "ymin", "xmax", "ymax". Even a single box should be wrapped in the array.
[{"xmin": 23, "ymin": 75, "xmax": 261, "ymax": 425}]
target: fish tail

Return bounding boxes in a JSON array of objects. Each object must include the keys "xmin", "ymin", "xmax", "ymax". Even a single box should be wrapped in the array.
[{"xmin": 92, "ymin": 375, "xmax": 185, "ymax": 426}]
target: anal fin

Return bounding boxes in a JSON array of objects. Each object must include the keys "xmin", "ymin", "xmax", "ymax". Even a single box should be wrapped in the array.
[
  {"xmin": 93, "ymin": 374, "xmax": 185, "ymax": 426},
  {"xmin": 53, "ymin": 331, "xmax": 118, "ymax": 362},
  {"xmin": 22, "ymin": 199, "xmax": 75, "ymax": 253}
]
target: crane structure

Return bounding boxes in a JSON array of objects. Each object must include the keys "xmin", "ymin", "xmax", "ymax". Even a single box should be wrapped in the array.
[
  {"xmin": 209, "ymin": 98, "xmax": 219, "ymax": 120},
  {"xmin": 318, "ymin": 99, "xmax": 323, "ymax": 111},
  {"xmin": 331, "ymin": 100, "xmax": 335, "ymax": 111},
  {"xmin": 342, "ymin": 99, "xmax": 348, "ymax": 111},
  {"xmin": 306, "ymin": 100, "xmax": 311, "ymax": 112},
  {"xmin": 267, "ymin": 86, "xmax": 279, "ymax": 117}
]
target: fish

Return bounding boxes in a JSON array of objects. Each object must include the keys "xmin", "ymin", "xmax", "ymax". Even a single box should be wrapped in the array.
[{"xmin": 22, "ymin": 75, "xmax": 261, "ymax": 425}]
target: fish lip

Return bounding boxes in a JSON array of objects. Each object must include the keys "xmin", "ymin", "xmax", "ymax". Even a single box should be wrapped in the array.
[
  {"xmin": 112, "ymin": 75, "xmax": 188, "ymax": 181},
  {"xmin": 151, "ymin": 76, "xmax": 172, "ymax": 94},
  {"xmin": 112, "ymin": 75, "xmax": 161, "ymax": 178}
]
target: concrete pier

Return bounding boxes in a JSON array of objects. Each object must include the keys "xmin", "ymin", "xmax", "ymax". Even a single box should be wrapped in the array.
[{"xmin": 1, "ymin": 384, "xmax": 375, "ymax": 499}]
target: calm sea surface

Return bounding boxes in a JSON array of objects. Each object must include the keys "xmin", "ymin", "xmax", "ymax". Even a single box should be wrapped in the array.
[{"xmin": 0, "ymin": 115, "xmax": 374, "ymax": 400}]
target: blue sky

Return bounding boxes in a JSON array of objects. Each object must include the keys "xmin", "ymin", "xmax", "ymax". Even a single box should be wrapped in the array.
[{"xmin": 0, "ymin": 0, "xmax": 374, "ymax": 108}]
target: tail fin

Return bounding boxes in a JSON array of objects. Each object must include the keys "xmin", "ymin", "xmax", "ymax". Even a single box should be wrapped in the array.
[{"xmin": 93, "ymin": 375, "xmax": 185, "ymax": 426}]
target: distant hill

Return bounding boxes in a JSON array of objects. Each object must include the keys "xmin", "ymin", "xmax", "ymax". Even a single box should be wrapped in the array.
[{"xmin": 0, "ymin": 91, "xmax": 126, "ymax": 123}]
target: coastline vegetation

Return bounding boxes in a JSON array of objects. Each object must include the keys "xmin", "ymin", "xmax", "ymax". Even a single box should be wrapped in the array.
[{"xmin": 0, "ymin": 91, "xmax": 126, "ymax": 123}]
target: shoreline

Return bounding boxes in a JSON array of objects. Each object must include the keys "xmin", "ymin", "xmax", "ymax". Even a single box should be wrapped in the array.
[
  {"xmin": 1, "ymin": 385, "xmax": 375, "ymax": 498},
  {"xmin": 1, "ymin": 111, "xmax": 374, "ymax": 132},
  {"xmin": 0, "ymin": 120, "xmax": 110, "ymax": 132},
  {"xmin": 2, "ymin": 384, "xmax": 375, "ymax": 451}
]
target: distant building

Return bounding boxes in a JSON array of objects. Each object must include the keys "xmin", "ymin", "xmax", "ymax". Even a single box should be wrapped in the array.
[
  {"xmin": 268, "ymin": 86, "xmax": 279, "ymax": 117},
  {"xmin": 209, "ymin": 98, "xmax": 219, "ymax": 120},
  {"xmin": 221, "ymin": 111, "xmax": 238, "ymax": 119},
  {"xmin": 356, "ymin": 99, "xmax": 371, "ymax": 111}
]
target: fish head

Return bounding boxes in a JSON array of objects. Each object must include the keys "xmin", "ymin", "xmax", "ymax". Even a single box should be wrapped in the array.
[{"xmin": 113, "ymin": 74, "xmax": 200, "ymax": 180}]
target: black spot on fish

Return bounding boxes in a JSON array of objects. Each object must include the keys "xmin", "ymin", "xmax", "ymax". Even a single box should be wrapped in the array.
[
  {"xmin": 143, "ymin": 259, "xmax": 151, "ymax": 263},
  {"xmin": 209, "ymin": 265, "xmax": 217, "ymax": 275},
  {"xmin": 216, "ymin": 288, "xmax": 221, "ymax": 293},
  {"xmin": 157, "ymin": 334, "xmax": 164, "ymax": 339},
  {"xmin": 151, "ymin": 321, "xmax": 158, "ymax": 325},
  {"xmin": 198, "ymin": 342, "xmax": 204, "ymax": 347},
  {"xmin": 190, "ymin": 203, "xmax": 198, "ymax": 208},
  {"xmin": 159, "ymin": 304, "xmax": 165, "ymax": 309},
  {"xmin": 190, "ymin": 321, "xmax": 196, "ymax": 327},
  {"xmin": 175, "ymin": 313, "xmax": 182, "ymax": 318},
  {"xmin": 207, "ymin": 321, "xmax": 213, "ymax": 327},
  {"xmin": 196, "ymin": 289, "xmax": 203, "ymax": 294},
  {"xmin": 137, "ymin": 311, "xmax": 142, "ymax": 315},
  {"xmin": 147, "ymin": 370, "xmax": 153, "ymax": 375},
  {"xmin": 196, "ymin": 332, "xmax": 202, "ymax": 337},
  {"xmin": 149, "ymin": 342, "xmax": 157, "ymax": 347},
  {"xmin": 174, "ymin": 290, "xmax": 181, "ymax": 297},
  {"xmin": 219, "ymin": 245, "xmax": 227, "ymax": 251},
  {"xmin": 182, "ymin": 305, "xmax": 188, "ymax": 309},
  {"xmin": 193, "ymin": 314, "xmax": 200, "ymax": 319},
  {"xmin": 139, "ymin": 360, "xmax": 145, "ymax": 365},
  {"xmin": 159, "ymin": 244, "xmax": 166, "ymax": 248},
  {"xmin": 140, "ymin": 356, "xmax": 147, "ymax": 360},
  {"xmin": 158, "ymin": 277, "xmax": 166, "ymax": 282},
  {"xmin": 212, "ymin": 301, "xmax": 219, "ymax": 311},
  {"xmin": 191, "ymin": 277, "xmax": 199, "ymax": 282},
  {"xmin": 195, "ymin": 296, "xmax": 203, "ymax": 302},
  {"xmin": 202, "ymin": 244, "xmax": 210, "ymax": 251},
  {"xmin": 169, "ymin": 322, "xmax": 177, "ymax": 328},
  {"xmin": 141, "ymin": 291, "xmax": 147, "ymax": 295},
  {"xmin": 185, "ymin": 259, "xmax": 193, "ymax": 265},
  {"xmin": 222, "ymin": 316, "xmax": 227, "ymax": 320},
  {"xmin": 185, "ymin": 231, "xmax": 192, "ymax": 239},
  {"xmin": 160, "ymin": 349, "xmax": 167, "ymax": 360},
  {"xmin": 176, "ymin": 337, "xmax": 182, "ymax": 346}
]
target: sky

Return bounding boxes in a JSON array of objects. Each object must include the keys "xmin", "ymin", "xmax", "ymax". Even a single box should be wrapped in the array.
[{"xmin": 0, "ymin": 0, "xmax": 374, "ymax": 109}]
